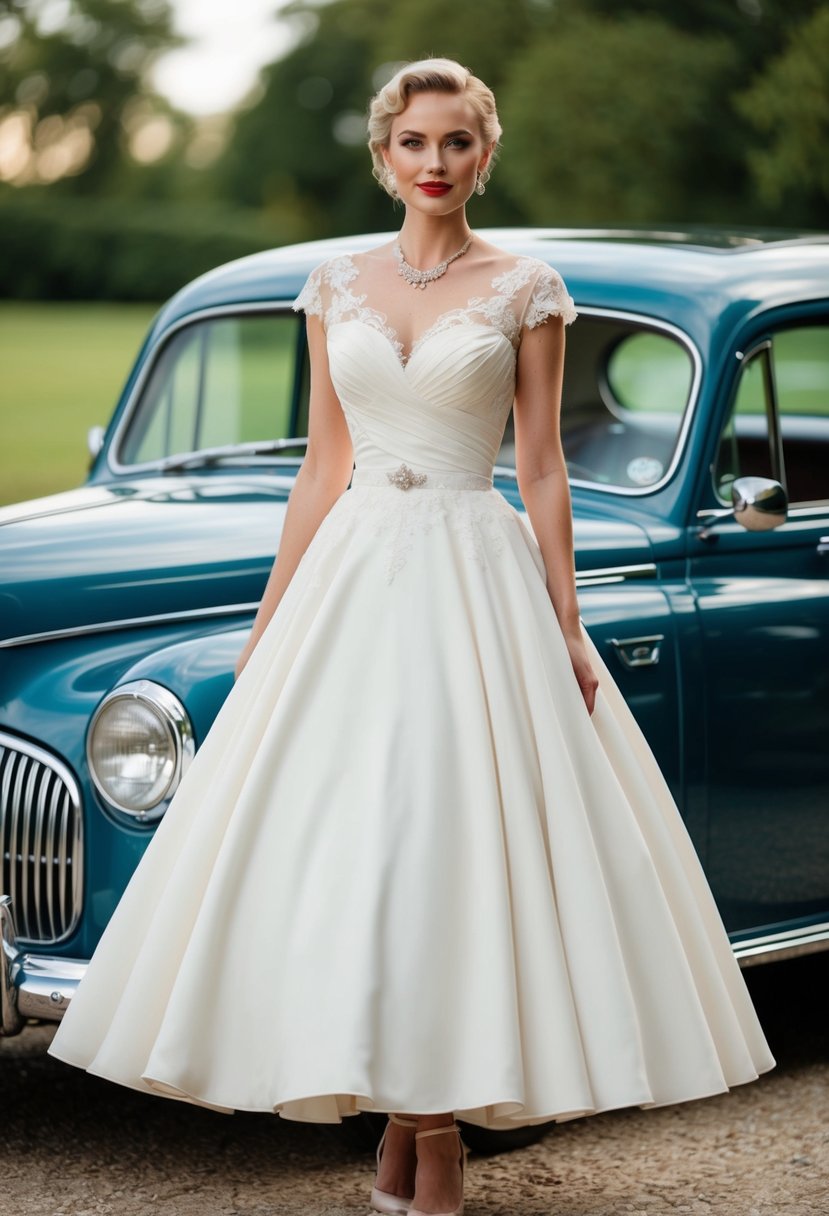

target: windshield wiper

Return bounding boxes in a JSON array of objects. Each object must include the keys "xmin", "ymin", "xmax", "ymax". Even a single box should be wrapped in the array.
[{"xmin": 159, "ymin": 438, "xmax": 309, "ymax": 474}]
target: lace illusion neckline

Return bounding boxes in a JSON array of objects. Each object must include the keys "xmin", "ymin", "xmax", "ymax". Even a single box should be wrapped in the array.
[{"xmin": 328, "ymin": 252, "xmax": 529, "ymax": 369}]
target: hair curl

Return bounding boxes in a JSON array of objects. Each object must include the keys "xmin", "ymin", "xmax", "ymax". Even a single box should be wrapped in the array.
[{"xmin": 367, "ymin": 57, "xmax": 502, "ymax": 197}]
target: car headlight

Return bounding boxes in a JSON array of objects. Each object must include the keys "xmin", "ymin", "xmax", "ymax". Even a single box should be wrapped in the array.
[{"xmin": 87, "ymin": 680, "xmax": 195, "ymax": 822}]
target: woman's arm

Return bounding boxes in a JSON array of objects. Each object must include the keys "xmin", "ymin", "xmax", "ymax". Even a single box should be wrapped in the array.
[
  {"xmin": 234, "ymin": 314, "xmax": 354, "ymax": 679},
  {"xmin": 514, "ymin": 314, "xmax": 599, "ymax": 715}
]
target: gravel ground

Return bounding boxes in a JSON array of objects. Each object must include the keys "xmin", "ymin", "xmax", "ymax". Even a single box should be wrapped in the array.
[{"xmin": 2, "ymin": 954, "xmax": 827, "ymax": 1216}]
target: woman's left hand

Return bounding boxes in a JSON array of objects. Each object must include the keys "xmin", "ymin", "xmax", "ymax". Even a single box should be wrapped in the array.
[{"xmin": 563, "ymin": 632, "xmax": 599, "ymax": 716}]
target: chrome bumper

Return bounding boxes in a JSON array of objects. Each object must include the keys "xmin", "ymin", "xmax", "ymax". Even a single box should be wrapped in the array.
[{"xmin": 1, "ymin": 895, "xmax": 86, "ymax": 1036}]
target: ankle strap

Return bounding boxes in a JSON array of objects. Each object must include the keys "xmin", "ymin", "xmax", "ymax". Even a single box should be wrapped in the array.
[
  {"xmin": 415, "ymin": 1122, "xmax": 459, "ymax": 1140},
  {"xmin": 389, "ymin": 1113, "xmax": 418, "ymax": 1127}
]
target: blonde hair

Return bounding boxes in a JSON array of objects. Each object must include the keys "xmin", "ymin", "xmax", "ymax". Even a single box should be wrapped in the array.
[{"xmin": 367, "ymin": 57, "xmax": 502, "ymax": 197}]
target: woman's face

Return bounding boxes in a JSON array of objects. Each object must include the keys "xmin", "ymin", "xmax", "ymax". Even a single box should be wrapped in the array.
[{"xmin": 382, "ymin": 90, "xmax": 492, "ymax": 215}]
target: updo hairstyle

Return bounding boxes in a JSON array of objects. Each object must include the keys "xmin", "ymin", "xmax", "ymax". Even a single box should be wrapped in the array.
[{"xmin": 367, "ymin": 57, "xmax": 502, "ymax": 198}]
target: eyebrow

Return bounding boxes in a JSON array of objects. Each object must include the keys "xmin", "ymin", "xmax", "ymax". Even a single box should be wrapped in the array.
[{"xmin": 397, "ymin": 128, "xmax": 473, "ymax": 138}]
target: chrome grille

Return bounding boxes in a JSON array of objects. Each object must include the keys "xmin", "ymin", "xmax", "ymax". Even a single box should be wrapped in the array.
[{"xmin": 0, "ymin": 731, "xmax": 83, "ymax": 944}]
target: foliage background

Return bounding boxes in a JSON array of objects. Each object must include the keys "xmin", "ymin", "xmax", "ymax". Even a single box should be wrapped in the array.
[{"xmin": 1, "ymin": 0, "xmax": 828, "ymax": 303}]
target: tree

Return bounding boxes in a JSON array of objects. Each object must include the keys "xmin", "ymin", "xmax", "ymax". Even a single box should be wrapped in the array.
[
  {"xmin": 736, "ymin": 4, "xmax": 829, "ymax": 223},
  {"xmin": 370, "ymin": 0, "xmax": 549, "ymax": 95},
  {"xmin": 498, "ymin": 14, "xmax": 738, "ymax": 224},
  {"xmin": 0, "ymin": 0, "xmax": 186, "ymax": 193},
  {"xmin": 213, "ymin": 0, "xmax": 394, "ymax": 237}
]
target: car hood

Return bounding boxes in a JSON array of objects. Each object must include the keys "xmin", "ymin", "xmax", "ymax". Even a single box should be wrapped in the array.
[
  {"xmin": 0, "ymin": 477, "xmax": 297, "ymax": 645},
  {"xmin": 0, "ymin": 477, "xmax": 653, "ymax": 646}
]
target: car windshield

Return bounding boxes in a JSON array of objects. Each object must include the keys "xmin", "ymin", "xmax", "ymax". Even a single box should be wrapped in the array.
[
  {"xmin": 497, "ymin": 315, "xmax": 697, "ymax": 491},
  {"xmin": 117, "ymin": 311, "xmax": 307, "ymax": 468},
  {"xmin": 117, "ymin": 307, "xmax": 696, "ymax": 493}
]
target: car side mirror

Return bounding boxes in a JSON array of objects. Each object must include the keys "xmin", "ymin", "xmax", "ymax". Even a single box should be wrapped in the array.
[
  {"xmin": 697, "ymin": 476, "xmax": 788, "ymax": 540},
  {"xmin": 732, "ymin": 475, "xmax": 788, "ymax": 531}
]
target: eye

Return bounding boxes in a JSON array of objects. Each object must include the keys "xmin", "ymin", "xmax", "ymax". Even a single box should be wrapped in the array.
[
  {"xmin": 400, "ymin": 137, "xmax": 422, "ymax": 148},
  {"xmin": 447, "ymin": 138, "xmax": 471, "ymax": 149}
]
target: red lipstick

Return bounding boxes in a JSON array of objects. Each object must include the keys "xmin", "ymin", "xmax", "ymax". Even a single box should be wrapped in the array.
[{"xmin": 417, "ymin": 182, "xmax": 452, "ymax": 196}]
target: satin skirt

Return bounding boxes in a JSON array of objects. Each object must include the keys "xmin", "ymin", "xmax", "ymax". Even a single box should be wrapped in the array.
[{"xmin": 49, "ymin": 479, "xmax": 775, "ymax": 1126}]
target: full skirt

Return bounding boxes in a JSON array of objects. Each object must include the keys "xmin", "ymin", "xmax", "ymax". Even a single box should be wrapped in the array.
[{"xmin": 49, "ymin": 483, "xmax": 775, "ymax": 1127}]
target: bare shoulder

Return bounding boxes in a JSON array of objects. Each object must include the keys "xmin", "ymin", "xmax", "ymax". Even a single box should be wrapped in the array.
[
  {"xmin": 463, "ymin": 235, "xmax": 515, "ymax": 274},
  {"xmin": 467, "ymin": 238, "xmax": 564, "ymax": 288}
]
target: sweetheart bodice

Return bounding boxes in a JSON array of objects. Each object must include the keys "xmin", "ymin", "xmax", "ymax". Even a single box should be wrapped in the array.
[{"xmin": 293, "ymin": 251, "xmax": 577, "ymax": 481}]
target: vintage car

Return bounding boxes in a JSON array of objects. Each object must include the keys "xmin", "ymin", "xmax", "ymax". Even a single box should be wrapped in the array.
[{"xmin": 2, "ymin": 228, "xmax": 828, "ymax": 1071}]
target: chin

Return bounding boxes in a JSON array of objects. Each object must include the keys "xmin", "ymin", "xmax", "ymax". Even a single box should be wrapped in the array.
[{"xmin": 407, "ymin": 193, "xmax": 467, "ymax": 214}]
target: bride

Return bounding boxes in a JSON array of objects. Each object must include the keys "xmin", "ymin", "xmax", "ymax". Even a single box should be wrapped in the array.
[
  {"xmin": 49, "ymin": 57, "xmax": 775, "ymax": 1216},
  {"xmin": 232, "ymin": 55, "xmax": 598, "ymax": 1216}
]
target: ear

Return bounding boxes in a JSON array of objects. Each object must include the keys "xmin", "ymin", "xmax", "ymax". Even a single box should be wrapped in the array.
[
  {"xmin": 478, "ymin": 143, "xmax": 495, "ymax": 174},
  {"xmin": 381, "ymin": 145, "xmax": 393, "ymax": 171}
]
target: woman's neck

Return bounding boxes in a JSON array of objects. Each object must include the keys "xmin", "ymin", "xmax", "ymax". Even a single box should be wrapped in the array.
[{"xmin": 395, "ymin": 210, "xmax": 474, "ymax": 269}]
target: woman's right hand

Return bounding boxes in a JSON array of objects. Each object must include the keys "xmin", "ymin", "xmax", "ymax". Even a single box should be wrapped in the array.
[{"xmin": 562, "ymin": 631, "xmax": 599, "ymax": 717}]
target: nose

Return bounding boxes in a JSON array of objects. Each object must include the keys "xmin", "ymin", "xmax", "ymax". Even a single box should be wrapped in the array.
[{"xmin": 427, "ymin": 147, "xmax": 446, "ymax": 175}]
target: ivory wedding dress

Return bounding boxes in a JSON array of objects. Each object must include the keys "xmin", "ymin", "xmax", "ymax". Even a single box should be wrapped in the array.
[{"xmin": 49, "ymin": 251, "xmax": 775, "ymax": 1128}]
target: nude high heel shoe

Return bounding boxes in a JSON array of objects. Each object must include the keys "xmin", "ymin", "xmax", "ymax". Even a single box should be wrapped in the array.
[
  {"xmin": 408, "ymin": 1122, "xmax": 469, "ymax": 1216},
  {"xmin": 370, "ymin": 1112, "xmax": 418, "ymax": 1214}
]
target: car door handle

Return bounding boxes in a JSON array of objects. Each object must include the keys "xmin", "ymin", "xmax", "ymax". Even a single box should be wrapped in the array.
[
  {"xmin": 818, "ymin": 535, "xmax": 829, "ymax": 556},
  {"xmin": 608, "ymin": 634, "xmax": 664, "ymax": 668}
]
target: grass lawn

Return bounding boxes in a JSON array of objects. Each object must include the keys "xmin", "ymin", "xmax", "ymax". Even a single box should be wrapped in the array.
[{"xmin": 0, "ymin": 301, "xmax": 160, "ymax": 506}]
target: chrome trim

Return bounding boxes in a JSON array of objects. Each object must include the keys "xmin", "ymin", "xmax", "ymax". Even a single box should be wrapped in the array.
[
  {"xmin": 609, "ymin": 634, "xmax": 664, "ymax": 668},
  {"xmin": 108, "ymin": 302, "xmax": 298, "ymax": 477},
  {"xmin": 0, "ymin": 489, "xmax": 128, "ymax": 528},
  {"xmin": 1, "ymin": 896, "xmax": 22, "ymax": 1034},
  {"xmin": 15, "ymin": 951, "xmax": 86, "ymax": 1021},
  {"xmin": 0, "ymin": 733, "xmax": 83, "ymax": 945},
  {"xmin": 712, "ymin": 338, "xmax": 786, "ymax": 511},
  {"xmin": 0, "ymin": 600, "xmax": 259, "ymax": 650},
  {"xmin": 697, "ymin": 501, "xmax": 829, "ymax": 522},
  {"xmin": 575, "ymin": 561, "xmax": 657, "ymax": 587},
  {"xmin": 789, "ymin": 503, "xmax": 829, "ymax": 517},
  {"xmin": 157, "ymin": 436, "xmax": 307, "ymax": 474},
  {"xmin": 86, "ymin": 680, "xmax": 195, "ymax": 822},
  {"xmin": 1, "ymin": 896, "xmax": 86, "ymax": 1035},
  {"xmin": 764, "ymin": 342, "xmax": 787, "ymax": 490},
  {"xmin": 697, "ymin": 506, "xmax": 739, "ymax": 520},
  {"xmin": 734, "ymin": 921, "xmax": 829, "ymax": 968}
]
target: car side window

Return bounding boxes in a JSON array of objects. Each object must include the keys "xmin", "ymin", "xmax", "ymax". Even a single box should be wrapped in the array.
[
  {"xmin": 775, "ymin": 325, "xmax": 829, "ymax": 505},
  {"xmin": 119, "ymin": 312, "xmax": 302, "ymax": 465},
  {"xmin": 712, "ymin": 322, "xmax": 829, "ymax": 507}
]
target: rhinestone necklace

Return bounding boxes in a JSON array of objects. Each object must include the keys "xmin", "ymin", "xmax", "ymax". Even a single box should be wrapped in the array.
[{"xmin": 393, "ymin": 235, "xmax": 473, "ymax": 289}]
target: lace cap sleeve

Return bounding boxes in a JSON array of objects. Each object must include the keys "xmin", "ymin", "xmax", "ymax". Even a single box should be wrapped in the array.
[
  {"xmin": 521, "ymin": 261, "xmax": 578, "ymax": 330},
  {"xmin": 292, "ymin": 260, "xmax": 327, "ymax": 322}
]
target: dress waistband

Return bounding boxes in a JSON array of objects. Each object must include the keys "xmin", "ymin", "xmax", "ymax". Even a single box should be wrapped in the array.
[{"xmin": 350, "ymin": 463, "xmax": 493, "ymax": 492}]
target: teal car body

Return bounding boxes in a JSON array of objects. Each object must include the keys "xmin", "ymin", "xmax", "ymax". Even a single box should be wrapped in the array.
[{"xmin": 2, "ymin": 227, "xmax": 828, "ymax": 1036}]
